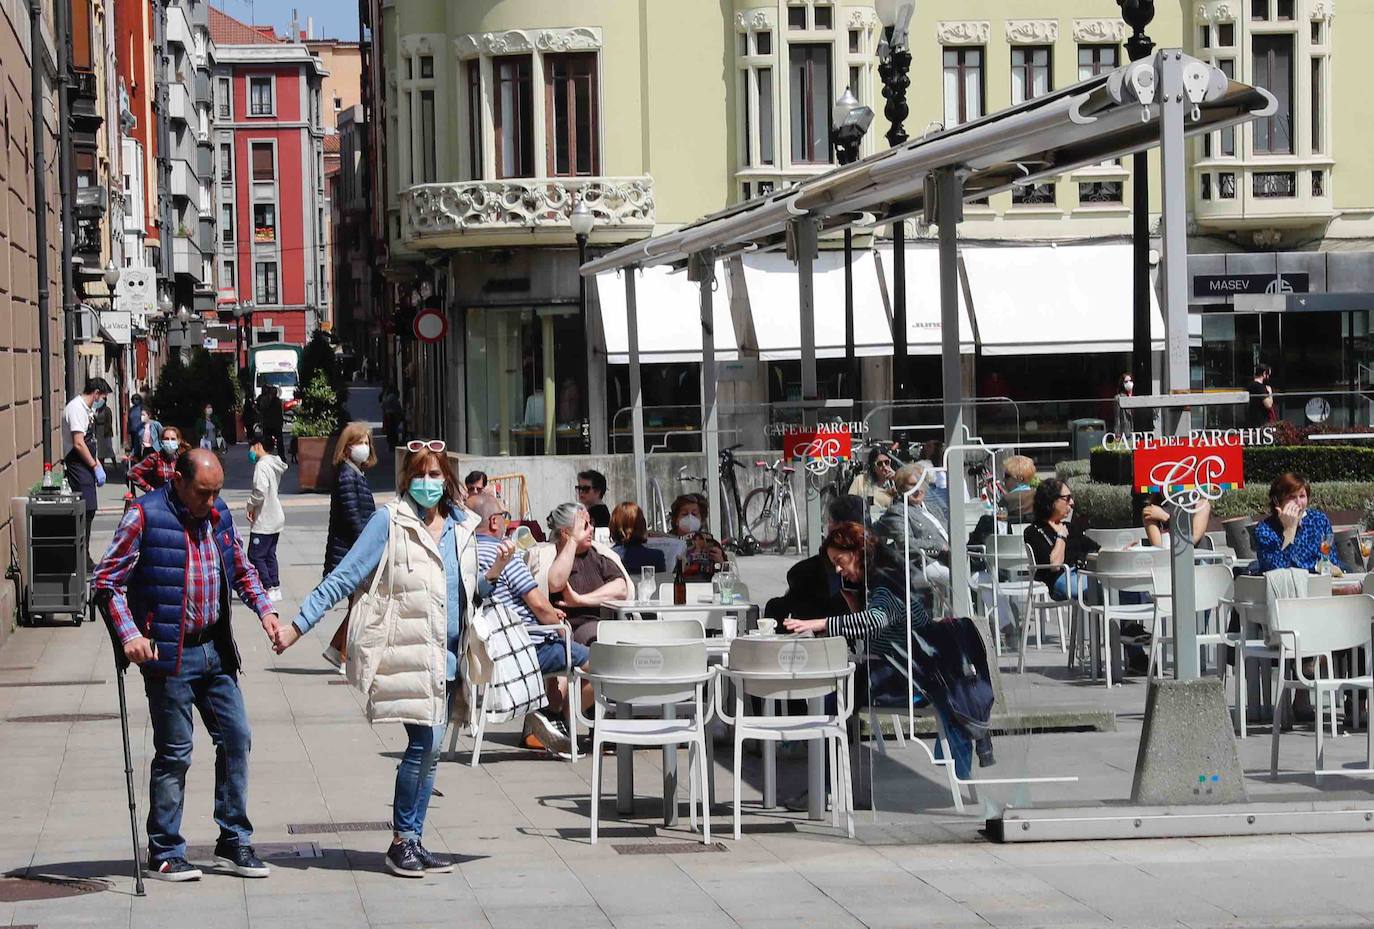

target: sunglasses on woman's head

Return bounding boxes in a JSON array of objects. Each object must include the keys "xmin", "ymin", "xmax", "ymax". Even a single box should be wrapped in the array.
[{"xmin": 406, "ymin": 439, "xmax": 446, "ymax": 453}]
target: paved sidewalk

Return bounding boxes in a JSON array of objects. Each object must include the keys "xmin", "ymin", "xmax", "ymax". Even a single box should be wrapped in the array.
[{"xmin": 5, "ymin": 475, "xmax": 1374, "ymax": 927}]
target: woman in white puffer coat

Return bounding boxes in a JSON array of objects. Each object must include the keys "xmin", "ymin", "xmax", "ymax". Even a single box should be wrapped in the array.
[{"xmin": 274, "ymin": 440, "xmax": 515, "ymax": 877}]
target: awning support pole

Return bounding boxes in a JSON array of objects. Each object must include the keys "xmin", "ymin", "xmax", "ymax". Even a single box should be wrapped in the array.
[
  {"xmin": 625, "ymin": 270, "xmax": 647, "ymax": 512},
  {"xmin": 1158, "ymin": 49, "xmax": 1198, "ymax": 679},
  {"xmin": 794, "ymin": 218, "xmax": 822, "ymax": 554},
  {"xmin": 936, "ymin": 167, "xmax": 973, "ymax": 618},
  {"xmin": 692, "ymin": 252, "xmax": 723, "ymax": 541}
]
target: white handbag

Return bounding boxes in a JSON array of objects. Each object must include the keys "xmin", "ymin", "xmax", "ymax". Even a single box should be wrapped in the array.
[{"xmin": 344, "ymin": 513, "xmax": 398, "ymax": 697}]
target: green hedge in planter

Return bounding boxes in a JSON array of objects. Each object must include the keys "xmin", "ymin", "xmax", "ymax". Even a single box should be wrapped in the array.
[
  {"xmin": 1063, "ymin": 477, "xmax": 1374, "ymax": 528},
  {"xmin": 1090, "ymin": 444, "xmax": 1374, "ymax": 485},
  {"xmin": 1055, "ymin": 459, "xmax": 1089, "ymax": 480}
]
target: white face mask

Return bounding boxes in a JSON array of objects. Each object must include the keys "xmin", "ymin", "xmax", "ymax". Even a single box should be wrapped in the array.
[
  {"xmin": 677, "ymin": 514, "xmax": 702, "ymax": 534},
  {"xmin": 1123, "ymin": 379, "xmax": 1134, "ymax": 392},
  {"xmin": 348, "ymin": 443, "xmax": 370, "ymax": 464}
]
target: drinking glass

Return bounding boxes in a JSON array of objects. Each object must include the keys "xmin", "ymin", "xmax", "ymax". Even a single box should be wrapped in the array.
[
  {"xmin": 717, "ymin": 569, "xmax": 736, "ymax": 604},
  {"xmin": 638, "ymin": 565, "xmax": 657, "ymax": 604},
  {"xmin": 1360, "ymin": 537, "xmax": 1372, "ymax": 564}
]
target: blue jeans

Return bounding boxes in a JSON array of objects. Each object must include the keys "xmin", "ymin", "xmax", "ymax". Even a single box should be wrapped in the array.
[
  {"xmin": 248, "ymin": 532, "xmax": 279, "ymax": 589},
  {"xmin": 394, "ymin": 723, "xmax": 445, "ymax": 840},
  {"xmin": 1050, "ymin": 568, "xmax": 1087, "ymax": 601},
  {"xmin": 143, "ymin": 639, "xmax": 253, "ymax": 862}
]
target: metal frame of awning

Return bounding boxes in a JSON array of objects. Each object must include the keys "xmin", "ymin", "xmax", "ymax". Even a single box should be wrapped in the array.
[{"xmin": 583, "ymin": 50, "xmax": 1273, "ymax": 658}]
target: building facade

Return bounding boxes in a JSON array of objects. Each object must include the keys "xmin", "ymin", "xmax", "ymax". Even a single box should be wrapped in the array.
[
  {"xmin": 366, "ymin": 1, "xmax": 1368, "ymax": 454},
  {"xmin": 209, "ymin": 7, "xmax": 330, "ymax": 349},
  {"xmin": 2, "ymin": 0, "xmax": 68, "ymax": 649}
]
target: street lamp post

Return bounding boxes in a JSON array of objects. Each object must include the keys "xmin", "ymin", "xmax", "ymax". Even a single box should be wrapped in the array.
[
  {"xmin": 1120, "ymin": 0, "xmax": 1156, "ymax": 399},
  {"xmin": 877, "ymin": 0, "xmax": 915, "ymax": 399},
  {"xmin": 569, "ymin": 198, "xmax": 596, "ymax": 453},
  {"xmin": 830, "ymin": 89, "xmax": 874, "ymax": 402}
]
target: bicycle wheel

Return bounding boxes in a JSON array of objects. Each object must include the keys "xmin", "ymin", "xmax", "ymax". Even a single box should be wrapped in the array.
[
  {"xmin": 743, "ymin": 487, "xmax": 780, "ymax": 551},
  {"xmin": 782, "ymin": 491, "xmax": 802, "ymax": 555}
]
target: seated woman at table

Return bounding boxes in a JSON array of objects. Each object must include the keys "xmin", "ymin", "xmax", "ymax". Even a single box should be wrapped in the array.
[
  {"xmin": 609, "ymin": 501, "xmax": 667, "ymax": 573},
  {"xmin": 847, "ymin": 445, "xmax": 898, "ymax": 510},
  {"xmin": 783, "ymin": 522, "xmax": 990, "ymax": 777},
  {"xmin": 765, "ymin": 495, "xmax": 863, "ymax": 621},
  {"xmin": 1023, "ymin": 479, "xmax": 1099, "ymax": 601},
  {"xmin": 1142, "ymin": 495, "xmax": 1211, "ymax": 548},
  {"xmin": 680, "ymin": 531, "xmax": 728, "ymax": 580},
  {"xmin": 668, "ymin": 493, "xmax": 708, "ymax": 539},
  {"xmin": 874, "ymin": 463, "xmax": 950, "ymax": 593},
  {"xmin": 1252, "ymin": 471, "xmax": 1344, "ymax": 575}
]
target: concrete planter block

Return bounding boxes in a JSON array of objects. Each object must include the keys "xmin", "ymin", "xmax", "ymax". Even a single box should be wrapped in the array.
[{"xmin": 1131, "ymin": 677, "xmax": 1247, "ymax": 805}]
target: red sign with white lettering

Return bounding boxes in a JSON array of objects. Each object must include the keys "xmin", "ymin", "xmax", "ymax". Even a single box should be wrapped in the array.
[
  {"xmin": 783, "ymin": 427, "xmax": 853, "ymax": 463},
  {"xmin": 1132, "ymin": 437, "xmax": 1245, "ymax": 497}
]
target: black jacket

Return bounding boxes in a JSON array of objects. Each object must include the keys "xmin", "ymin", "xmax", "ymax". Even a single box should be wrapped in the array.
[
  {"xmin": 764, "ymin": 552, "xmax": 849, "ymax": 620},
  {"xmin": 324, "ymin": 461, "xmax": 376, "ymax": 575}
]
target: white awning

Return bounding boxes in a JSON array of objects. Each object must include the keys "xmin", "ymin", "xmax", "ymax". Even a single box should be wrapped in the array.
[
  {"xmin": 875, "ymin": 245, "xmax": 975, "ymax": 355},
  {"xmin": 595, "ymin": 263, "xmax": 739, "ymax": 364},
  {"xmin": 739, "ymin": 250, "xmax": 891, "ymax": 361},
  {"xmin": 960, "ymin": 243, "xmax": 1165, "ymax": 356}
]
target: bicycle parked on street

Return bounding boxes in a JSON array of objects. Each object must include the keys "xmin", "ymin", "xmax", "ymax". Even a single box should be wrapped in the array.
[
  {"xmin": 743, "ymin": 457, "xmax": 802, "ymax": 555},
  {"xmin": 677, "ymin": 445, "xmax": 761, "ymax": 556}
]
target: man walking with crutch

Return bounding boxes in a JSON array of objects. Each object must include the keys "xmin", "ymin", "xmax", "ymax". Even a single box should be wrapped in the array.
[{"xmin": 92, "ymin": 449, "xmax": 283, "ymax": 882}]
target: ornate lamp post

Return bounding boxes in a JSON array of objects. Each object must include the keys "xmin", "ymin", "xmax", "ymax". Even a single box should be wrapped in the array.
[
  {"xmin": 830, "ymin": 88, "xmax": 874, "ymax": 400},
  {"xmin": 1119, "ymin": 0, "xmax": 1156, "ymax": 400},
  {"xmin": 877, "ymin": 0, "xmax": 915, "ymax": 398},
  {"xmin": 569, "ymin": 197, "xmax": 596, "ymax": 452}
]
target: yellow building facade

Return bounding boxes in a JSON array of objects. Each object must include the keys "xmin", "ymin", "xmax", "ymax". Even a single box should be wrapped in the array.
[{"xmin": 376, "ymin": 0, "xmax": 1368, "ymax": 450}]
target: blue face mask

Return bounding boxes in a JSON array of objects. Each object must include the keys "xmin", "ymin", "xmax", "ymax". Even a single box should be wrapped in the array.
[
  {"xmin": 408, "ymin": 477, "xmax": 445, "ymax": 509},
  {"xmin": 160, "ymin": 440, "xmax": 179, "ymax": 456},
  {"xmin": 248, "ymin": 450, "xmax": 258, "ymax": 464}
]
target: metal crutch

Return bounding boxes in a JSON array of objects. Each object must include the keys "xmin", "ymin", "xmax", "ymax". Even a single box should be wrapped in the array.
[{"xmin": 94, "ymin": 590, "xmax": 146, "ymax": 897}]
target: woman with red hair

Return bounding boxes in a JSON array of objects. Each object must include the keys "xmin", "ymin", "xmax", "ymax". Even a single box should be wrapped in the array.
[{"xmin": 1252, "ymin": 471, "xmax": 1343, "ymax": 574}]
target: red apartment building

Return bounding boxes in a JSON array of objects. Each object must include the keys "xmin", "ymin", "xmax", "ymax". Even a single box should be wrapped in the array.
[{"xmin": 208, "ymin": 8, "xmax": 329, "ymax": 349}]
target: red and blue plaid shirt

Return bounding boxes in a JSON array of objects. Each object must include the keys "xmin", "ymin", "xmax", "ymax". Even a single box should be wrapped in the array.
[
  {"xmin": 128, "ymin": 452, "xmax": 177, "ymax": 492},
  {"xmin": 92, "ymin": 499, "xmax": 274, "ymax": 645}
]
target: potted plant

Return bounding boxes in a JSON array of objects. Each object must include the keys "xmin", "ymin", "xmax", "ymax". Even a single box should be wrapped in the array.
[{"xmin": 291, "ymin": 371, "xmax": 339, "ymax": 491}]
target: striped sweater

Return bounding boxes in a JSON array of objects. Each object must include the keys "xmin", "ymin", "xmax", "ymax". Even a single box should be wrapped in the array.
[{"xmin": 824, "ymin": 581, "xmax": 930, "ymax": 674}]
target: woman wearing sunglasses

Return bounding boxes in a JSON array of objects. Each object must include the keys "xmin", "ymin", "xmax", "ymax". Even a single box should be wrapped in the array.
[
  {"xmin": 1023, "ymin": 478, "xmax": 1099, "ymax": 602},
  {"xmin": 847, "ymin": 445, "xmax": 898, "ymax": 510},
  {"xmin": 274, "ymin": 439, "xmax": 506, "ymax": 877}
]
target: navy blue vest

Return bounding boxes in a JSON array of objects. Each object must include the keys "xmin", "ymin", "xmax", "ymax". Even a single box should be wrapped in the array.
[{"xmin": 127, "ymin": 485, "xmax": 243, "ymax": 676}]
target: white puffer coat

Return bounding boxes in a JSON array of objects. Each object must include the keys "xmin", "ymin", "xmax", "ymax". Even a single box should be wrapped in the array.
[{"xmin": 351, "ymin": 500, "xmax": 480, "ymax": 726}]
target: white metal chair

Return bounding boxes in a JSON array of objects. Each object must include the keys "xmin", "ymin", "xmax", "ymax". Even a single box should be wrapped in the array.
[
  {"xmin": 450, "ymin": 619, "xmax": 578, "ymax": 766},
  {"xmin": 715, "ymin": 636, "xmax": 856, "ymax": 839},
  {"xmin": 973, "ymin": 533, "xmax": 1036, "ymax": 653},
  {"xmin": 1016, "ymin": 544, "xmax": 1070, "ymax": 672},
  {"xmin": 1077, "ymin": 548, "xmax": 1169, "ymax": 687},
  {"xmin": 1214, "ymin": 575, "xmax": 1280, "ymax": 738},
  {"xmin": 1146, "ymin": 563, "xmax": 1234, "ymax": 679},
  {"xmin": 575, "ymin": 641, "xmax": 715, "ymax": 844},
  {"xmin": 598, "ymin": 619, "xmax": 706, "ymax": 644},
  {"xmin": 1269, "ymin": 595, "xmax": 1374, "ymax": 778}
]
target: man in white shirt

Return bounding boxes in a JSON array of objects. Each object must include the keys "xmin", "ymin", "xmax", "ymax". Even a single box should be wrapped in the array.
[{"xmin": 62, "ymin": 378, "xmax": 112, "ymax": 558}]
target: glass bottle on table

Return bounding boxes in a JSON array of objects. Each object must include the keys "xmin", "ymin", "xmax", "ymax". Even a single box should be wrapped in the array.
[{"xmin": 672, "ymin": 561, "xmax": 686, "ymax": 605}]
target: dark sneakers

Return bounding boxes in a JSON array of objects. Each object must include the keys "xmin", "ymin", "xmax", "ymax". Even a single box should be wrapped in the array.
[
  {"xmin": 385, "ymin": 839, "xmax": 426, "ymax": 878},
  {"xmin": 147, "ymin": 856, "xmax": 203, "ymax": 882},
  {"xmin": 412, "ymin": 842, "xmax": 453, "ymax": 873},
  {"xmin": 214, "ymin": 842, "xmax": 271, "ymax": 878}
]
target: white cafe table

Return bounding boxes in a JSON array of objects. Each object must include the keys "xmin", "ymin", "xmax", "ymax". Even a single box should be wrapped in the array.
[{"xmin": 601, "ymin": 599, "xmax": 756, "ymax": 620}]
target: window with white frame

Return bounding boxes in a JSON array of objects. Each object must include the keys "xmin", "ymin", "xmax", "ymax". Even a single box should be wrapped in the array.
[
  {"xmin": 254, "ymin": 261, "xmax": 278, "ymax": 304},
  {"xmin": 943, "ymin": 47, "xmax": 984, "ymax": 126},
  {"xmin": 248, "ymin": 77, "xmax": 273, "ymax": 116},
  {"xmin": 788, "ymin": 43, "xmax": 831, "ymax": 164},
  {"xmin": 1010, "ymin": 45, "xmax": 1050, "ymax": 105},
  {"xmin": 1077, "ymin": 44, "xmax": 1118, "ymax": 79},
  {"xmin": 216, "ymin": 76, "xmax": 231, "ymax": 119},
  {"xmin": 737, "ymin": 18, "xmax": 777, "ymax": 170}
]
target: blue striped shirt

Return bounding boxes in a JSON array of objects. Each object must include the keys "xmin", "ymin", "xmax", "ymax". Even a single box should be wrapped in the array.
[{"xmin": 474, "ymin": 535, "xmax": 554, "ymax": 640}]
